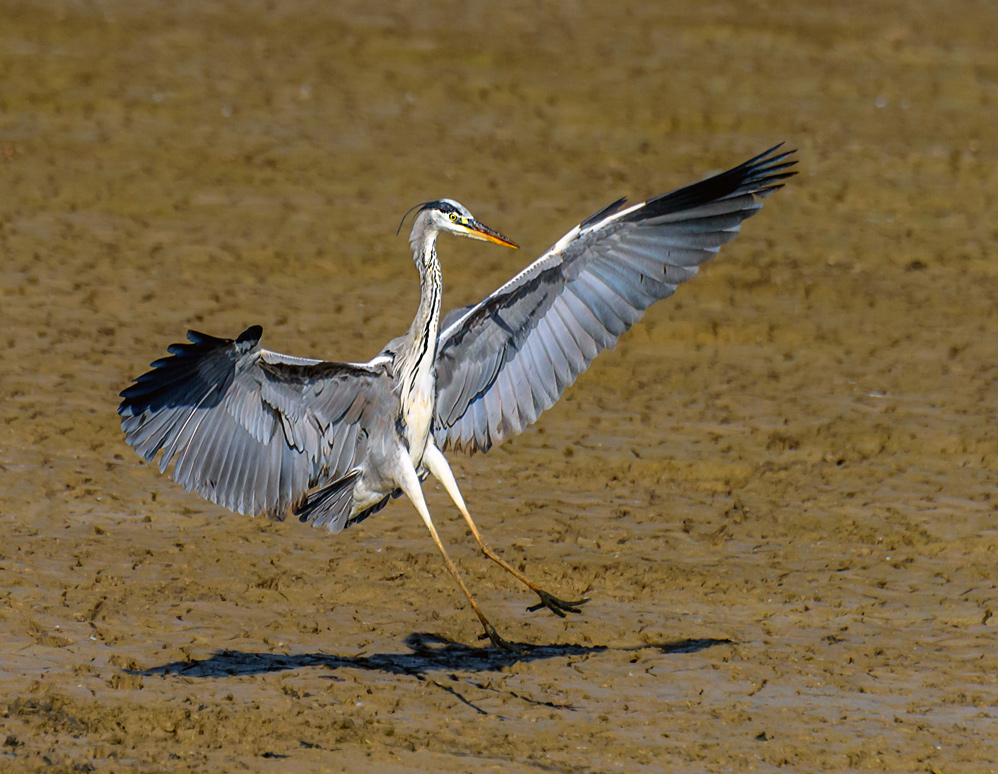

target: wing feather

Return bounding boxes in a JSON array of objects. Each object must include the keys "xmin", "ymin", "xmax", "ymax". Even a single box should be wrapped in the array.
[
  {"xmin": 563, "ymin": 285, "xmax": 617, "ymax": 345},
  {"xmin": 518, "ymin": 335, "xmax": 555, "ymax": 409},
  {"xmin": 434, "ymin": 145, "xmax": 796, "ymax": 454},
  {"xmin": 534, "ymin": 315, "xmax": 573, "ymax": 392},
  {"xmin": 496, "ymin": 368, "xmax": 523, "ymax": 438},
  {"xmin": 483, "ymin": 380, "xmax": 503, "ymax": 439},
  {"xmin": 119, "ymin": 326, "xmax": 388, "ymax": 518},
  {"xmin": 549, "ymin": 296, "xmax": 598, "ymax": 362}
]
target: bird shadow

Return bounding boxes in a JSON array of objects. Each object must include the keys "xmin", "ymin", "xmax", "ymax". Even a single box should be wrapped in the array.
[{"xmin": 129, "ymin": 632, "xmax": 731, "ymax": 681}]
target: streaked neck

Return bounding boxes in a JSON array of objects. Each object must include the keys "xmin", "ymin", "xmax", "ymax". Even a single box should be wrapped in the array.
[{"xmin": 398, "ymin": 233, "xmax": 443, "ymax": 395}]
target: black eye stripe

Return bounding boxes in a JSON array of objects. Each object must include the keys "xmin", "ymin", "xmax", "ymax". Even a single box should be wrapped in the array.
[
  {"xmin": 415, "ymin": 200, "xmax": 466, "ymax": 218},
  {"xmin": 397, "ymin": 200, "xmax": 466, "ymax": 236}
]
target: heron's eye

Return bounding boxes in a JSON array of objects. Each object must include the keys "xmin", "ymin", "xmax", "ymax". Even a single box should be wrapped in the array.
[{"xmin": 449, "ymin": 213, "xmax": 458, "ymax": 222}]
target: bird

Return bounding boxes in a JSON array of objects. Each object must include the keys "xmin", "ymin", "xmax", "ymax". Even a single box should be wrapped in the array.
[{"xmin": 119, "ymin": 144, "xmax": 797, "ymax": 651}]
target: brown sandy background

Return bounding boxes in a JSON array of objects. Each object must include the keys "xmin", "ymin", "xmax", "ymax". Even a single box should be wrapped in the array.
[{"xmin": 1, "ymin": 0, "xmax": 996, "ymax": 771}]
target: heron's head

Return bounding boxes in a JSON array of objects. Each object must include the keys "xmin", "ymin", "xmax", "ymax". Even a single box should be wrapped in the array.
[{"xmin": 400, "ymin": 199, "xmax": 518, "ymax": 249}]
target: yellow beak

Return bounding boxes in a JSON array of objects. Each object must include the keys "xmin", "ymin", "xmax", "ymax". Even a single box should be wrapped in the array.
[{"xmin": 465, "ymin": 220, "xmax": 518, "ymax": 249}]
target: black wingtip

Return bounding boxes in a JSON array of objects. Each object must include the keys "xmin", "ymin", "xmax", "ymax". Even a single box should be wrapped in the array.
[
  {"xmin": 580, "ymin": 196, "xmax": 629, "ymax": 231},
  {"xmin": 185, "ymin": 329, "xmax": 228, "ymax": 347},
  {"xmin": 624, "ymin": 144, "xmax": 798, "ymax": 223},
  {"xmin": 237, "ymin": 325, "xmax": 263, "ymax": 345},
  {"xmin": 118, "ymin": 326, "xmax": 257, "ymax": 416}
]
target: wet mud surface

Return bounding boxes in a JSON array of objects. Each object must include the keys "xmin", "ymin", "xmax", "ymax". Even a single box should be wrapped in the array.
[{"xmin": 1, "ymin": 1, "xmax": 997, "ymax": 771}]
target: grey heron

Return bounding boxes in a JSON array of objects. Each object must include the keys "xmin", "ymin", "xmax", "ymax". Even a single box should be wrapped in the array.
[{"xmin": 119, "ymin": 144, "xmax": 796, "ymax": 651}]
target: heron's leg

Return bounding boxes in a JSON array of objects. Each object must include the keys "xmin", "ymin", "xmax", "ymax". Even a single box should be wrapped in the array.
[
  {"xmin": 421, "ymin": 444, "xmax": 589, "ymax": 618},
  {"xmin": 396, "ymin": 459, "xmax": 522, "ymax": 653}
]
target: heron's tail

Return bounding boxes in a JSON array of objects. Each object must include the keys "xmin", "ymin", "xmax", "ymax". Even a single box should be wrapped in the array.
[{"xmin": 296, "ymin": 471, "xmax": 360, "ymax": 532}]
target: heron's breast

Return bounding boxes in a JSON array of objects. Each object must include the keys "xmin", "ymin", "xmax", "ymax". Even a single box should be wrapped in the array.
[{"xmin": 401, "ymin": 384, "xmax": 435, "ymax": 462}]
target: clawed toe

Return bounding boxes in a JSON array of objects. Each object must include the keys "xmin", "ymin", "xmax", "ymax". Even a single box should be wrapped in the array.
[
  {"xmin": 478, "ymin": 620, "xmax": 526, "ymax": 654},
  {"xmin": 526, "ymin": 589, "xmax": 590, "ymax": 617}
]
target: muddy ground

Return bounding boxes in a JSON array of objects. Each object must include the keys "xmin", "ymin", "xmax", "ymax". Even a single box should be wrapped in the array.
[{"xmin": 1, "ymin": 0, "xmax": 997, "ymax": 771}]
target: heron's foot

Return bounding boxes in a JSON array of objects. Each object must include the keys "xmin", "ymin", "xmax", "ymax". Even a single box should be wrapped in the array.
[
  {"xmin": 527, "ymin": 589, "xmax": 590, "ymax": 618},
  {"xmin": 478, "ymin": 620, "xmax": 526, "ymax": 654}
]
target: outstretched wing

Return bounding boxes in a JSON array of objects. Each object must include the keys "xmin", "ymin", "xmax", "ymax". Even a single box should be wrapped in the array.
[
  {"xmin": 119, "ymin": 325, "xmax": 388, "ymax": 518},
  {"xmin": 433, "ymin": 144, "xmax": 796, "ymax": 454}
]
